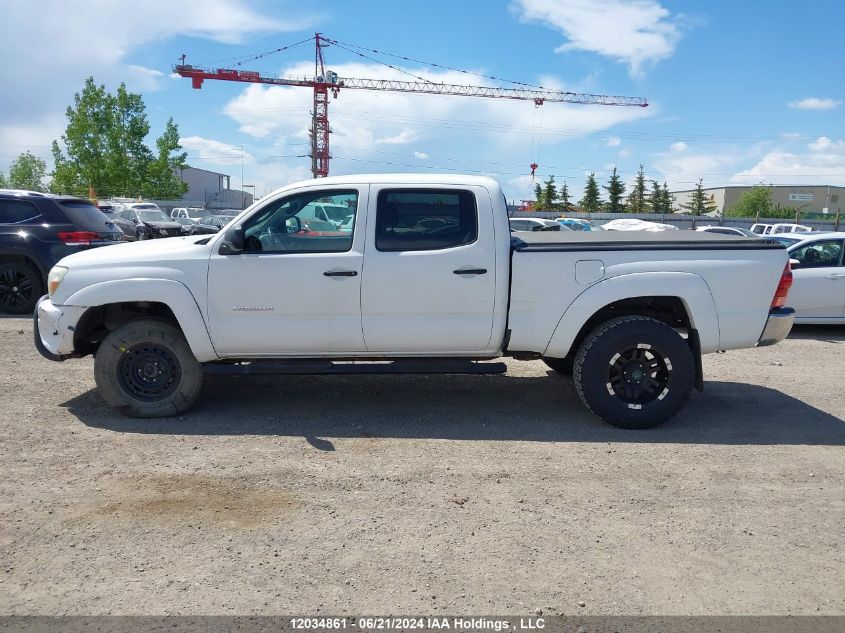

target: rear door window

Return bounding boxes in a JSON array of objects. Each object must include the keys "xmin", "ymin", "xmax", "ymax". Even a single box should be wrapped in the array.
[
  {"xmin": 0, "ymin": 199, "xmax": 42, "ymax": 224},
  {"xmin": 376, "ymin": 189, "xmax": 478, "ymax": 252}
]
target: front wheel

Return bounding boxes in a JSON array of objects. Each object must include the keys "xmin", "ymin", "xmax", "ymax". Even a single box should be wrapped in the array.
[
  {"xmin": 94, "ymin": 319, "xmax": 203, "ymax": 417},
  {"xmin": 0, "ymin": 261, "xmax": 42, "ymax": 315},
  {"xmin": 573, "ymin": 316, "xmax": 694, "ymax": 429}
]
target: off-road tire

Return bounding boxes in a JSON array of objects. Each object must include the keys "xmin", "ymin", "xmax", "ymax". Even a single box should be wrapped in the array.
[
  {"xmin": 542, "ymin": 356, "xmax": 573, "ymax": 375},
  {"xmin": 0, "ymin": 260, "xmax": 42, "ymax": 315},
  {"xmin": 94, "ymin": 319, "xmax": 203, "ymax": 418},
  {"xmin": 573, "ymin": 315, "xmax": 694, "ymax": 429}
]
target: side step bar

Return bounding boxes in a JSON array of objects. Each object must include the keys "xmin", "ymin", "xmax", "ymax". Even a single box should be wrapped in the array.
[{"xmin": 204, "ymin": 359, "xmax": 508, "ymax": 376}]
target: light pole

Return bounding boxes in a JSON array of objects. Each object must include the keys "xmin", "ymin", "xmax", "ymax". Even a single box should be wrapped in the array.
[{"xmin": 243, "ymin": 184, "xmax": 255, "ymax": 209}]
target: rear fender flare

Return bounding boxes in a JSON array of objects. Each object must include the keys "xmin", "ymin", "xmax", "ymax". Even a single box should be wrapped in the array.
[
  {"xmin": 543, "ymin": 272, "xmax": 721, "ymax": 358},
  {"xmin": 64, "ymin": 279, "xmax": 218, "ymax": 362}
]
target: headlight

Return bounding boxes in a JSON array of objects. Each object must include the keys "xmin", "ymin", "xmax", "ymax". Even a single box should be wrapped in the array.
[{"xmin": 48, "ymin": 266, "xmax": 68, "ymax": 297}]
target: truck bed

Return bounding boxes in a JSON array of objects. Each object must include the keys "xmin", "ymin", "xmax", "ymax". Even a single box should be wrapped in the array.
[{"xmin": 511, "ymin": 230, "xmax": 785, "ymax": 252}]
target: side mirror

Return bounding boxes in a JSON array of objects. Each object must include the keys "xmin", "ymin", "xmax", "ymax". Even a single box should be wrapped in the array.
[
  {"xmin": 219, "ymin": 225, "xmax": 244, "ymax": 254},
  {"xmin": 285, "ymin": 216, "xmax": 302, "ymax": 234},
  {"xmin": 131, "ymin": 217, "xmax": 138, "ymax": 223},
  {"xmin": 789, "ymin": 258, "xmax": 801, "ymax": 268}
]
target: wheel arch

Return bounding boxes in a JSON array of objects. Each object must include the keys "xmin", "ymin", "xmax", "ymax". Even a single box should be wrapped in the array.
[
  {"xmin": 64, "ymin": 279, "xmax": 218, "ymax": 362},
  {"xmin": 543, "ymin": 272, "xmax": 721, "ymax": 360}
]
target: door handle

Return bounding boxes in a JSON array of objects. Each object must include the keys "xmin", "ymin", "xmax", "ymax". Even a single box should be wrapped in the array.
[
  {"xmin": 323, "ymin": 270, "xmax": 358, "ymax": 277},
  {"xmin": 453, "ymin": 268, "xmax": 488, "ymax": 275},
  {"xmin": 826, "ymin": 273, "xmax": 845, "ymax": 280}
]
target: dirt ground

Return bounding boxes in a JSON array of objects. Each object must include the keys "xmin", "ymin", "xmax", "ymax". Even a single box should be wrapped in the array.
[{"xmin": 0, "ymin": 317, "xmax": 843, "ymax": 616}]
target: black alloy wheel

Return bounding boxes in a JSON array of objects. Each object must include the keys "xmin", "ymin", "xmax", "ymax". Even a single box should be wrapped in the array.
[{"xmin": 0, "ymin": 262, "xmax": 41, "ymax": 315}]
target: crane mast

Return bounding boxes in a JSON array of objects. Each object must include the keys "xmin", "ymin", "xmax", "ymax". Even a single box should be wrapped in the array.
[{"xmin": 174, "ymin": 33, "xmax": 648, "ymax": 178}]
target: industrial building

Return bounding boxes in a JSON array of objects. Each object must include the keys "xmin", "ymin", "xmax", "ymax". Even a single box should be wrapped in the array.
[
  {"xmin": 670, "ymin": 185, "xmax": 843, "ymax": 216},
  {"xmin": 173, "ymin": 166, "xmax": 253, "ymax": 209}
]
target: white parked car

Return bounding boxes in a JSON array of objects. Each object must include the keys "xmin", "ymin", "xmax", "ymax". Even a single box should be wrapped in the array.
[
  {"xmin": 696, "ymin": 226, "xmax": 761, "ymax": 238},
  {"xmin": 750, "ymin": 223, "xmax": 772, "ymax": 235},
  {"xmin": 603, "ymin": 218, "xmax": 679, "ymax": 232},
  {"xmin": 771, "ymin": 223, "xmax": 812, "ymax": 235},
  {"xmin": 782, "ymin": 232, "xmax": 845, "ymax": 323},
  {"xmin": 35, "ymin": 174, "xmax": 794, "ymax": 429},
  {"xmin": 509, "ymin": 217, "xmax": 568, "ymax": 232},
  {"xmin": 170, "ymin": 207, "xmax": 209, "ymax": 222}
]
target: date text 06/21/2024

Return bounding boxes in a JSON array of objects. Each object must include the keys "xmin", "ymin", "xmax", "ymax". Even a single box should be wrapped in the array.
[{"xmin": 290, "ymin": 617, "xmax": 547, "ymax": 631}]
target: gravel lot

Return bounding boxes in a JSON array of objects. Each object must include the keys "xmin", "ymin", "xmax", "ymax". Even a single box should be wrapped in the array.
[{"xmin": 1, "ymin": 316, "xmax": 843, "ymax": 616}]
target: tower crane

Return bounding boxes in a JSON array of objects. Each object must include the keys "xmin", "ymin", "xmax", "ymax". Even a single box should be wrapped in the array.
[{"xmin": 174, "ymin": 34, "xmax": 647, "ymax": 179}]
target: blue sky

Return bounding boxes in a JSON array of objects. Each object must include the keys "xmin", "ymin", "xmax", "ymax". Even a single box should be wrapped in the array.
[{"xmin": 2, "ymin": 0, "xmax": 843, "ymax": 201}]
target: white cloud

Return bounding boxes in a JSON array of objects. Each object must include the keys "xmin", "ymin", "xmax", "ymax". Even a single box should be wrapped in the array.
[
  {"xmin": 180, "ymin": 136, "xmax": 252, "ymax": 165},
  {"xmin": 605, "ymin": 136, "xmax": 622, "ymax": 147},
  {"xmin": 732, "ymin": 137, "xmax": 845, "ymax": 186},
  {"xmin": 0, "ymin": 0, "xmax": 316, "ymax": 167},
  {"xmin": 653, "ymin": 142, "xmax": 750, "ymax": 190},
  {"xmin": 788, "ymin": 97, "xmax": 842, "ymax": 110},
  {"xmin": 617, "ymin": 148, "xmax": 632, "ymax": 158},
  {"xmin": 413, "ymin": 151, "xmax": 430, "ymax": 160},
  {"xmin": 807, "ymin": 136, "xmax": 844, "ymax": 152},
  {"xmin": 512, "ymin": 0, "xmax": 683, "ymax": 76},
  {"xmin": 127, "ymin": 65, "xmax": 166, "ymax": 92},
  {"xmin": 376, "ymin": 130, "xmax": 419, "ymax": 145}
]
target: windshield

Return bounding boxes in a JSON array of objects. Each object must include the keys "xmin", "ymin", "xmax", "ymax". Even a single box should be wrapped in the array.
[{"xmin": 138, "ymin": 210, "xmax": 171, "ymax": 222}]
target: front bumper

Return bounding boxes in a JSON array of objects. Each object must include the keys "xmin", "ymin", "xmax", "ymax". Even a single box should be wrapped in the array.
[
  {"xmin": 33, "ymin": 295, "xmax": 86, "ymax": 362},
  {"xmin": 757, "ymin": 307, "xmax": 795, "ymax": 347}
]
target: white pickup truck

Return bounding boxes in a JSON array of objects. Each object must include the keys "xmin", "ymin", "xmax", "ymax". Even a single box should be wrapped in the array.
[{"xmin": 34, "ymin": 175, "xmax": 795, "ymax": 429}]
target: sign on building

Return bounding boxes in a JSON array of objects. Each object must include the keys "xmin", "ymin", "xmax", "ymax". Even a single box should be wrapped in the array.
[{"xmin": 789, "ymin": 193, "xmax": 814, "ymax": 201}]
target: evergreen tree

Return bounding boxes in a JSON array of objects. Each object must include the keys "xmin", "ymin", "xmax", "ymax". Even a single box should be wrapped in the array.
[
  {"xmin": 579, "ymin": 172, "xmax": 602, "ymax": 213},
  {"xmin": 0, "ymin": 172, "xmax": 6, "ymax": 188},
  {"xmin": 681, "ymin": 179, "xmax": 708, "ymax": 214},
  {"xmin": 603, "ymin": 167, "xmax": 626, "ymax": 212},
  {"xmin": 649, "ymin": 180, "xmax": 662, "ymax": 213},
  {"xmin": 559, "ymin": 180, "xmax": 571, "ymax": 208},
  {"xmin": 627, "ymin": 164, "xmax": 648, "ymax": 213},
  {"xmin": 542, "ymin": 175, "xmax": 557, "ymax": 209},
  {"xmin": 661, "ymin": 182, "xmax": 673, "ymax": 214},
  {"xmin": 533, "ymin": 182, "xmax": 543, "ymax": 208}
]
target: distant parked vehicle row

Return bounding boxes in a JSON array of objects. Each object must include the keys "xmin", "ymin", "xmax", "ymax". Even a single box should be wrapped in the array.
[
  {"xmin": 112, "ymin": 203, "xmax": 183, "ymax": 241},
  {"xmin": 1, "ymin": 189, "xmax": 123, "ymax": 314},
  {"xmin": 751, "ymin": 223, "xmax": 812, "ymax": 235}
]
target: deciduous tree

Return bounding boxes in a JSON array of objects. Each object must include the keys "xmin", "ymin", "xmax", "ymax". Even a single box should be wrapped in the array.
[{"xmin": 8, "ymin": 152, "xmax": 47, "ymax": 191}]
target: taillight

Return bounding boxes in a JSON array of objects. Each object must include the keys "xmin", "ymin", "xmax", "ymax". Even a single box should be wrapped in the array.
[
  {"xmin": 771, "ymin": 262, "xmax": 793, "ymax": 309},
  {"xmin": 57, "ymin": 231, "xmax": 99, "ymax": 246}
]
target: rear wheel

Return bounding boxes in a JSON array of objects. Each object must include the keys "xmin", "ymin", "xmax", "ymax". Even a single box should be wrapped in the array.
[
  {"xmin": 573, "ymin": 315, "xmax": 694, "ymax": 429},
  {"xmin": 0, "ymin": 261, "xmax": 42, "ymax": 315},
  {"xmin": 94, "ymin": 319, "xmax": 203, "ymax": 417}
]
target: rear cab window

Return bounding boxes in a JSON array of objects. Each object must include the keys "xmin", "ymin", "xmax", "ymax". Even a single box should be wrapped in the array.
[{"xmin": 375, "ymin": 189, "xmax": 478, "ymax": 251}]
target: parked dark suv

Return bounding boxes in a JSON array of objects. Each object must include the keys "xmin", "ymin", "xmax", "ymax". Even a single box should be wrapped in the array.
[{"xmin": 0, "ymin": 190, "xmax": 124, "ymax": 314}]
